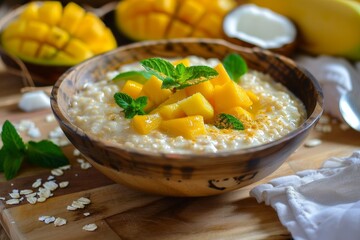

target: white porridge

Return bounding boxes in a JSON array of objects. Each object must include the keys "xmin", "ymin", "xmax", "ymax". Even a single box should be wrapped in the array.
[{"xmin": 68, "ymin": 56, "xmax": 306, "ymax": 154}]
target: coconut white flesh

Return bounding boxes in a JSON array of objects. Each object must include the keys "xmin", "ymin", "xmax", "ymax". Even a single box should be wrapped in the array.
[
  {"xmin": 18, "ymin": 90, "xmax": 50, "ymax": 112},
  {"xmin": 223, "ymin": 4, "xmax": 296, "ymax": 49}
]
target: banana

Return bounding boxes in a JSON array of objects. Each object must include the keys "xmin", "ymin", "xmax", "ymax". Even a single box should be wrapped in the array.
[{"xmin": 248, "ymin": 0, "xmax": 360, "ymax": 60}]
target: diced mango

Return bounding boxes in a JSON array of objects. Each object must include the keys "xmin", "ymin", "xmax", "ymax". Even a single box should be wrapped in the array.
[
  {"xmin": 132, "ymin": 114, "xmax": 162, "ymax": 135},
  {"xmin": 38, "ymin": 1, "xmax": 62, "ymax": 26},
  {"xmin": 179, "ymin": 93, "xmax": 214, "ymax": 121},
  {"xmin": 59, "ymin": 2, "xmax": 85, "ymax": 34},
  {"xmin": 222, "ymin": 106, "xmax": 253, "ymax": 122},
  {"xmin": 172, "ymin": 58, "xmax": 190, "ymax": 67},
  {"xmin": 140, "ymin": 75, "xmax": 172, "ymax": 106},
  {"xmin": 213, "ymin": 81, "xmax": 253, "ymax": 113},
  {"xmin": 246, "ymin": 90, "xmax": 260, "ymax": 103},
  {"xmin": 153, "ymin": 0, "xmax": 177, "ymax": 14},
  {"xmin": 166, "ymin": 20, "xmax": 192, "ymax": 38},
  {"xmin": 23, "ymin": 21, "xmax": 49, "ymax": 41},
  {"xmin": 38, "ymin": 44, "xmax": 57, "ymax": 59},
  {"xmin": 147, "ymin": 13, "xmax": 170, "ymax": 39},
  {"xmin": 20, "ymin": 2, "xmax": 38, "ymax": 20},
  {"xmin": 185, "ymin": 81, "xmax": 214, "ymax": 104},
  {"xmin": 177, "ymin": 1, "xmax": 205, "ymax": 24},
  {"xmin": 144, "ymin": 99, "xmax": 155, "ymax": 112},
  {"xmin": 160, "ymin": 115, "xmax": 206, "ymax": 139},
  {"xmin": 156, "ymin": 103, "xmax": 186, "ymax": 119},
  {"xmin": 197, "ymin": 13, "xmax": 222, "ymax": 37},
  {"xmin": 64, "ymin": 38, "xmax": 93, "ymax": 60},
  {"xmin": 121, "ymin": 80, "xmax": 143, "ymax": 98},
  {"xmin": 159, "ymin": 89, "xmax": 187, "ymax": 106},
  {"xmin": 210, "ymin": 63, "xmax": 232, "ymax": 86},
  {"xmin": 21, "ymin": 40, "xmax": 39, "ymax": 57},
  {"xmin": 45, "ymin": 26, "xmax": 70, "ymax": 48}
]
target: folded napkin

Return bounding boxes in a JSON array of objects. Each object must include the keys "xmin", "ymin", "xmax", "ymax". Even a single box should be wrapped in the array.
[
  {"xmin": 295, "ymin": 55, "xmax": 360, "ymax": 120},
  {"xmin": 250, "ymin": 151, "xmax": 360, "ymax": 240}
]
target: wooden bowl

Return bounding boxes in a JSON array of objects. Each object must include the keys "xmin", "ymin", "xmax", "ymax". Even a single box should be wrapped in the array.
[{"xmin": 51, "ymin": 39, "xmax": 323, "ymax": 197}]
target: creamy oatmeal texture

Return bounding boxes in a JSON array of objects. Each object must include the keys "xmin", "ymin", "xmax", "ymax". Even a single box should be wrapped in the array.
[{"xmin": 68, "ymin": 56, "xmax": 306, "ymax": 154}]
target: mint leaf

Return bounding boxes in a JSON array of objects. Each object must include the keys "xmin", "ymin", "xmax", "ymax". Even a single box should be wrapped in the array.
[
  {"xmin": 0, "ymin": 147, "xmax": 4, "ymax": 172},
  {"xmin": 26, "ymin": 140, "xmax": 69, "ymax": 168},
  {"xmin": 177, "ymin": 66, "xmax": 218, "ymax": 89},
  {"xmin": 1, "ymin": 120, "xmax": 26, "ymax": 154},
  {"xmin": 141, "ymin": 58, "xmax": 175, "ymax": 78},
  {"xmin": 114, "ymin": 92, "xmax": 147, "ymax": 119},
  {"xmin": 112, "ymin": 70, "xmax": 152, "ymax": 84},
  {"xmin": 2, "ymin": 147, "xmax": 24, "ymax": 180},
  {"xmin": 214, "ymin": 113, "xmax": 245, "ymax": 130},
  {"xmin": 223, "ymin": 53, "xmax": 248, "ymax": 83}
]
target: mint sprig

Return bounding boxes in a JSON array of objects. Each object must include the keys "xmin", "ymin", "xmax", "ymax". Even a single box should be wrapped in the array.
[
  {"xmin": 214, "ymin": 113, "xmax": 245, "ymax": 130},
  {"xmin": 141, "ymin": 58, "xmax": 218, "ymax": 90},
  {"xmin": 114, "ymin": 92, "xmax": 147, "ymax": 119},
  {"xmin": 0, "ymin": 120, "xmax": 69, "ymax": 180},
  {"xmin": 223, "ymin": 53, "xmax": 248, "ymax": 83}
]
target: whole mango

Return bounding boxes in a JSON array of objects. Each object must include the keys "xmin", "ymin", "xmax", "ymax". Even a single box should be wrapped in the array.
[
  {"xmin": 115, "ymin": 0, "xmax": 237, "ymax": 41},
  {"xmin": 1, "ymin": 1, "xmax": 117, "ymax": 66}
]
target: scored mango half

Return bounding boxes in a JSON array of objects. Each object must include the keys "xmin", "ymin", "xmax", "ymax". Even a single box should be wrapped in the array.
[
  {"xmin": 115, "ymin": 0, "xmax": 237, "ymax": 41},
  {"xmin": 1, "ymin": 1, "xmax": 117, "ymax": 66}
]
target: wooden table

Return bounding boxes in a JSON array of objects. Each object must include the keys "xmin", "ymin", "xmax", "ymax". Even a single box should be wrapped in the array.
[{"xmin": 0, "ymin": 68, "xmax": 360, "ymax": 240}]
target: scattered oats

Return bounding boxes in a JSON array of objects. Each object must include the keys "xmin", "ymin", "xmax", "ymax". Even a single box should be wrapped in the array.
[
  {"xmin": 77, "ymin": 197, "xmax": 91, "ymax": 205},
  {"xmin": 71, "ymin": 201, "xmax": 85, "ymax": 209},
  {"xmin": 47, "ymin": 175, "xmax": 55, "ymax": 180},
  {"xmin": 20, "ymin": 189, "xmax": 33, "ymax": 195},
  {"xmin": 37, "ymin": 197, "xmax": 47, "ymax": 203},
  {"xmin": 25, "ymin": 192, "xmax": 37, "ymax": 198},
  {"xmin": 6, "ymin": 199, "xmax": 20, "ymax": 205},
  {"xmin": 82, "ymin": 223, "xmax": 98, "ymax": 232},
  {"xmin": 51, "ymin": 168, "xmax": 64, "ymax": 176},
  {"xmin": 38, "ymin": 216, "xmax": 50, "ymax": 222},
  {"xmin": 32, "ymin": 179, "xmax": 42, "ymax": 188},
  {"xmin": 76, "ymin": 158, "xmax": 85, "ymax": 164},
  {"xmin": 45, "ymin": 114, "xmax": 55, "ymax": 122},
  {"xmin": 59, "ymin": 165, "xmax": 71, "ymax": 170},
  {"xmin": 16, "ymin": 120, "xmax": 35, "ymax": 132},
  {"xmin": 305, "ymin": 139, "xmax": 322, "ymax": 148},
  {"xmin": 81, "ymin": 162, "xmax": 92, "ymax": 170},
  {"xmin": 27, "ymin": 127, "xmax": 41, "ymax": 138},
  {"xmin": 54, "ymin": 217, "xmax": 67, "ymax": 227},
  {"xmin": 12, "ymin": 189, "xmax": 19, "ymax": 193},
  {"xmin": 0, "ymin": 197, "xmax": 5, "ymax": 201},
  {"xmin": 83, "ymin": 212, "xmax": 90, "ymax": 217},
  {"xmin": 67, "ymin": 205, "xmax": 77, "ymax": 211},
  {"xmin": 49, "ymin": 126, "xmax": 64, "ymax": 138},
  {"xmin": 9, "ymin": 192, "xmax": 20, "ymax": 199},
  {"xmin": 44, "ymin": 216, "xmax": 56, "ymax": 224},
  {"xmin": 73, "ymin": 149, "xmax": 81, "ymax": 156},
  {"xmin": 38, "ymin": 188, "xmax": 51, "ymax": 198},
  {"xmin": 59, "ymin": 181, "xmax": 69, "ymax": 188},
  {"xmin": 43, "ymin": 181, "xmax": 58, "ymax": 191},
  {"xmin": 27, "ymin": 196, "xmax": 37, "ymax": 205},
  {"xmin": 340, "ymin": 123, "xmax": 350, "ymax": 131}
]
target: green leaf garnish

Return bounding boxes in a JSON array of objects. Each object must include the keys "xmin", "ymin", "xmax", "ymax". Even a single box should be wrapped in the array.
[
  {"xmin": 141, "ymin": 58, "xmax": 218, "ymax": 90},
  {"xmin": 0, "ymin": 120, "xmax": 69, "ymax": 180},
  {"xmin": 114, "ymin": 92, "xmax": 147, "ymax": 119},
  {"xmin": 223, "ymin": 53, "xmax": 248, "ymax": 83},
  {"xmin": 112, "ymin": 70, "xmax": 152, "ymax": 84},
  {"xmin": 214, "ymin": 113, "xmax": 245, "ymax": 130}
]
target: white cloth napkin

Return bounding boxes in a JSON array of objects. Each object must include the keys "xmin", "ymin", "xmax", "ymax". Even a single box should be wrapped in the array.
[
  {"xmin": 250, "ymin": 151, "xmax": 360, "ymax": 240},
  {"xmin": 295, "ymin": 55, "xmax": 360, "ymax": 120}
]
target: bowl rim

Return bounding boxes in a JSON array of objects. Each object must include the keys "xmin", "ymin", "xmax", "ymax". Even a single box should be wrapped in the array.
[{"xmin": 51, "ymin": 38, "xmax": 324, "ymax": 161}]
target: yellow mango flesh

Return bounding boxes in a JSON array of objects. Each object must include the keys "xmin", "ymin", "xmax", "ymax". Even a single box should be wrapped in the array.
[
  {"xmin": 210, "ymin": 63, "xmax": 232, "ymax": 86},
  {"xmin": 132, "ymin": 114, "xmax": 162, "ymax": 135},
  {"xmin": 213, "ymin": 80, "xmax": 253, "ymax": 113},
  {"xmin": 160, "ymin": 115, "xmax": 206, "ymax": 139},
  {"xmin": 156, "ymin": 103, "xmax": 186, "ymax": 119},
  {"xmin": 139, "ymin": 76, "xmax": 172, "ymax": 106},
  {"xmin": 178, "ymin": 93, "xmax": 214, "ymax": 121},
  {"xmin": 222, "ymin": 106, "xmax": 253, "ymax": 124},
  {"xmin": 115, "ymin": 0, "xmax": 236, "ymax": 41},
  {"xmin": 121, "ymin": 80, "xmax": 143, "ymax": 99},
  {"xmin": 1, "ymin": 1, "xmax": 117, "ymax": 66}
]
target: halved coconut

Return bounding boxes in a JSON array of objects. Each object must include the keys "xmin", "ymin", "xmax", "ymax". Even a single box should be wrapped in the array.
[{"xmin": 223, "ymin": 4, "xmax": 297, "ymax": 56}]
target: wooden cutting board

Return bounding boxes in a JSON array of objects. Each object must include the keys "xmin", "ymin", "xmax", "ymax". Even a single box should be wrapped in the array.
[{"xmin": 1, "ymin": 94, "xmax": 360, "ymax": 240}]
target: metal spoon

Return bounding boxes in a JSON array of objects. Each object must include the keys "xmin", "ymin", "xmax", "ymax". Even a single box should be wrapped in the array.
[{"xmin": 339, "ymin": 76, "xmax": 360, "ymax": 131}]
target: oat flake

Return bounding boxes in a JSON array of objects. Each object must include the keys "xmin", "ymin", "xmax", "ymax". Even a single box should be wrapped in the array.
[
  {"xmin": 6, "ymin": 199, "xmax": 20, "ymax": 205},
  {"xmin": 51, "ymin": 168, "xmax": 64, "ymax": 176},
  {"xmin": 59, "ymin": 181, "xmax": 69, "ymax": 188},
  {"xmin": 83, "ymin": 223, "xmax": 98, "ymax": 231},
  {"xmin": 77, "ymin": 197, "xmax": 91, "ymax": 205},
  {"xmin": 54, "ymin": 217, "xmax": 67, "ymax": 227}
]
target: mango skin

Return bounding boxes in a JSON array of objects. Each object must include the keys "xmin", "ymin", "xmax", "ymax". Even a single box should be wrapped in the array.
[
  {"xmin": 115, "ymin": 0, "xmax": 237, "ymax": 41},
  {"xmin": 249, "ymin": 0, "xmax": 360, "ymax": 60},
  {"xmin": 1, "ymin": 1, "xmax": 117, "ymax": 66}
]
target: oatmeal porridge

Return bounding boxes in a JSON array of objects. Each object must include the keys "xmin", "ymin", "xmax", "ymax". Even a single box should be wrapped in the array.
[{"xmin": 68, "ymin": 55, "xmax": 306, "ymax": 154}]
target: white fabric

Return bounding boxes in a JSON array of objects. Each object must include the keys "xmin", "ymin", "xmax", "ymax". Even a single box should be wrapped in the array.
[
  {"xmin": 250, "ymin": 151, "xmax": 360, "ymax": 240},
  {"xmin": 295, "ymin": 55, "xmax": 360, "ymax": 120}
]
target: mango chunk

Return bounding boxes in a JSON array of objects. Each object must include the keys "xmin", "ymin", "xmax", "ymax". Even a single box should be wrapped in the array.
[
  {"xmin": 185, "ymin": 81, "xmax": 214, "ymax": 104},
  {"xmin": 45, "ymin": 26, "xmax": 69, "ymax": 49},
  {"xmin": 159, "ymin": 89, "xmax": 187, "ymax": 106},
  {"xmin": 156, "ymin": 103, "xmax": 186, "ymax": 119},
  {"xmin": 147, "ymin": 13, "xmax": 170, "ymax": 39},
  {"xmin": 246, "ymin": 90, "xmax": 260, "ymax": 103},
  {"xmin": 179, "ymin": 93, "xmax": 214, "ymax": 121},
  {"xmin": 213, "ymin": 81, "xmax": 253, "ymax": 113},
  {"xmin": 140, "ymin": 75, "xmax": 172, "ymax": 106},
  {"xmin": 166, "ymin": 20, "xmax": 192, "ymax": 38},
  {"xmin": 132, "ymin": 114, "xmax": 162, "ymax": 135},
  {"xmin": 121, "ymin": 80, "xmax": 143, "ymax": 98},
  {"xmin": 177, "ymin": 1, "xmax": 205, "ymax": 24},
  {"xmin": 58, "ymin": 2, "xmax": 85, "ymax": 34},
  {"xmin": 38, "ymin": 1, "xmax": 62, "ymax": 26},
  {"xmin": 23, "ymin": 21, "xmax": 49, "ymax": 41},
  {"xmin": 160, "ymin": 115, "xmax": 206, "ymax": 139},
  {"xmin": 210, "ymin": 63, "xmax": 232, "ymax": 86},
  {"xmin": 222, "ymin": 106, "xmax": 253, "ymax": 122}
]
